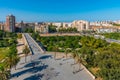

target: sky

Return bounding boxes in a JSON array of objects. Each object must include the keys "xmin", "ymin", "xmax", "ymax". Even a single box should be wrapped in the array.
[{"xmin": 0, "ymin": 0, "xmax": 120, "ymax": 22}]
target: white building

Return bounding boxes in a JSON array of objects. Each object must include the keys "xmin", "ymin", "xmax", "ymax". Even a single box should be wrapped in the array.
[
  {"xmin": 0, "ymin": 23, "xmax": 4, "ymax": 30},
  {"xmin": 52, "ymin": 22, "xmax": 62, "ymax": 29},
  {"xmin": 96, "ymin": 28, "xmax": 117, "ymax": 33},
  {"xmin": 114, "ymin": 20, "xmax": 120, "ymax": 24},
  {"xmin": 63, "ymin": 22, "xmax": 72, "ymax": 28},
  {"xmin": 90, "ymin": 21, "xmax": 113, "ymax": 27},
  {"xmin": 72, "ymin": 20, "xmax": 90, "ymax": 31}
]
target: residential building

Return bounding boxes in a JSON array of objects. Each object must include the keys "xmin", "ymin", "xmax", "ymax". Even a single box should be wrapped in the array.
[
  {"xmin": 5, "ymin": 14, "xmax": 15, "ymax": 32},
  {"xmin": 21, "ymin": 22, "xmax": 35, "ymax": 32},
  {"xmin": 72, "ymin": 20, "xmax": 90, "ymax": 31},
  {"xmin": 90, "ymin": 21, "xmax": 113, "ymax": 27},
  {"xmin": 63, "ymin": 22, "xmax": 72, "ymax": 28},
  {"xmin": 15, "ymin": 21, "xmax": 24, "ymax": 32},
  {"xmin": 114, "ymin": 20, "xmax": 120, "ymax": 24},
  {"xmin": 20, "ymin": 21, "xmax": 24, "ymax": 32},
  {"xmin": 52, "ymin": 22, "xmax": 62, "ymax": 29},
  {"xmin": 0, "ymin": 23, "xmax": 4, "ymax": 30},
  {"xmin": 35, "ymin": 22, "xmax": 49, "ymax": 33},
  {"xmin": 96, "ymin": 28, "xmax": 117, "ymax": 33}
]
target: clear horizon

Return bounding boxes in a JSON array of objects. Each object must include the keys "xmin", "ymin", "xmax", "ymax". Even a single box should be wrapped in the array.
[{"xmin": 0, "ymin": 0, "xmax": 120, "ymax": 22}]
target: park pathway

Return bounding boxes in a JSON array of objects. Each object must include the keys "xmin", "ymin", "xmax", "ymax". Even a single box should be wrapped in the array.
[{"xmin": 10, "ymin": 33, "xmax": 94, "ymax": 80}]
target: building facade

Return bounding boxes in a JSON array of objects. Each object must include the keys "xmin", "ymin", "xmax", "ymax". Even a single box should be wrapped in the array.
[
  {"xmin": 5, "ymin": 14, "xmax": 15, "ymax": 32},
  {"xmin": 0, "ymin": 23, "xmax": 4, "ymax": 30},
  {"xmin": 52, "ymin": 22, "xmax": 62, "ymax": 29},
  {"xmin": 72, "ymin": 20, "xmax": 90, "ymax": 31},
  {"xmin": 19, "ymin": 21, "xmax": 35, "ymax": 32},
  {"xmin": 90, "ymin": 21, "xmax": 113, "ymax": 27},
  {"xmin": 63, "ymin": 22, "xmax": 72, "ymax": 28},
  {"xmin": 35, "ymin": 22, "xmax": 49, "ymax": 33}
]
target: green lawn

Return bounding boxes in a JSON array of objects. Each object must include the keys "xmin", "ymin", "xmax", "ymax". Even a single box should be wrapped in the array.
[{"xmin": 0, "ymin": 47, "xmax": 10, "ymax": 61}]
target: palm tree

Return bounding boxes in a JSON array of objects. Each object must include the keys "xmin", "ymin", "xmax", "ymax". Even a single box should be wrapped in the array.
[
  {"xmin": 5, "ymin": 49, "xmax": 19, "ymax": 70},
  {"xmin": 2, "ymin": 46, "xmax": 20, "ymax": 80},
  {"xmin": 71, "ymin": 48, "xmax": 82, "ymax": 71},
  {"xmin": 76, "ymin": 52, "xmax": 82, "ymax": 71},
  {"xmin": 72, "ymin": 49, "xmax": 77, "ymax": 65},
  {"xmin": 5, "ymin": 54, "xmax": 13, "ymax": 69},
  {"xmin": 23, "ymin": 45, "xmax": 30, "ymax": 63},
  {"xmin": 12, "ymin": 56, "xmax": 20, "ymax": 70},
  {"xmin": 76, "ymin": 48, "xmax": 85, "ymax": 70},
  {"xmin": 0, "ymin": 64, "xmax": 10, "ymax": 80},
  {"xmin": 53, "ymin": 45, "xmax": 59, "ymax": 59},
  {"xmin": 64, "ymin": 48, "xmax": 71, "ymax": 59}
]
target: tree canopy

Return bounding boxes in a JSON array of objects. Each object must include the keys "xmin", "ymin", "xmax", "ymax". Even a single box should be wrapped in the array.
[{"xmin": 31, "ymin": 32, "xmax": 120, "ymax": 80}]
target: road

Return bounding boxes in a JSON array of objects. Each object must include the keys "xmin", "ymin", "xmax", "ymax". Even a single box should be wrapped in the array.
[
  {"xmin": 40, "ymin": 33, "xmax": 120, "ymax": 44},
  {"xmin": 40, "ymin": 33, "xmax": 81, "ymax": 37},
  {"xmin": 105, "ymin": 38, "xmax": 120, "ymax": 44},
  {"xmin": 10, "ymin": 33, "xmax": 94, "ymax": 80},
  {"xmin": 94, "ymin": 34, "xmax": 120, "ymax": 44}
]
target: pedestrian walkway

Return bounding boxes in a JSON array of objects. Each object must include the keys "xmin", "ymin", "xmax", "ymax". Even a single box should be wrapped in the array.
[{"xmin": 10, "ymin": 33, "xmax": 94, "ymax": 80}]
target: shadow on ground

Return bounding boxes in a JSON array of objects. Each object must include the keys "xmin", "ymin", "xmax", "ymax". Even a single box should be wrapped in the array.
[
  {"xmin": 24, "ymin": 74, "xmax": 44, "ymax": 80},
  {"xmin": 11, "ymin": 63, "xmax": 48, "ymax": 79},
  {"xmin": 17, "ymin": 43, "xmax": 24, "ymax": 46},
  {"xmin": 39, "ymin": 55, "xmax": 52, "ymax": 60},
  {"xmin": 24, "ymin": 60, "xmax": 41, "ymax": 68}
]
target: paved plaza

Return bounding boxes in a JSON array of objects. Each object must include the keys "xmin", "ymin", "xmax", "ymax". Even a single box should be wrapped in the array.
[{"xmin": 10, "ymin": 33, "xmax": 94, "ymax": 80}]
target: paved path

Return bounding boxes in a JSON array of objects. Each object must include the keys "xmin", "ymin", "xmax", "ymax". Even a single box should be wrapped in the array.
[
  {"xmin": 10, "ymin": 33, "xmax": 94, "ymax": 80},
  {"xmin": 40, "ymin": 33, "xmax": 81, "ymax": 37},
  {"xmin": 94, "ymin": 34, "xmax": 120, "ymax": 44}
]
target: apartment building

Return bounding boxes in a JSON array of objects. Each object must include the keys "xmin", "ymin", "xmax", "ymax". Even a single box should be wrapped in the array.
[
  {"xmin": 90, "ymin": 21, "xmax": 113, "ymax": 27},
  {"xmin": 72, "ymin": 20, "xmax": 90, "ymax": 31},
  {"xmin": 5, "ymin": 14, "xmax": 15, "ymax": 32},
  {"xmin": 0, "ymin": 23, "xmax": 4, "ymax": 30},
  {"xmin": 35, "ymin": 22, "xmax": 49, "ymax": 33},
  {"xmin": 62, "ymin": 22, "xmax": 72, "ymax": 28}
]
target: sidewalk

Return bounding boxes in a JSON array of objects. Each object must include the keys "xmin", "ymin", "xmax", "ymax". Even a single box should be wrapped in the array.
[{"xmin": 17, "ymin": 37, "xmax": 25, "ymax": 57}]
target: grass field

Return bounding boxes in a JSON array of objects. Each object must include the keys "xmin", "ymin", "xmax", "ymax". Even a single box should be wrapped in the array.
[{"xmin": 0, "ymin": 47, "xmax": 10, "ymax": 61}]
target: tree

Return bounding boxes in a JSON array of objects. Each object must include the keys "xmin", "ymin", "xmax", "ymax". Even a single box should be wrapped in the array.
[
  {"xmin": 72, "ymin": 49, "xmax": 77, "ymax": 64},
  {"xmin": 12, "ymin": 55, "xmax": 20, "ymax": 70},
  {"xmin": 31, "ymin": 32, "xmax": 39, "ymax": 40},
  {"xmin": 0, "ymin": 30, "xmax": 4, "ymax": 39},
  {"xmin": 53, "ymin": 45, "xmax": 59, "ymax": 59},
  {"xmin": 17, "ymin": 33, "xmax": 22, "ymax": 39},
  {"xmin": 71, "ymin": 48, "xmax": 82, "ymax": 73},
  {"xmin": 64, "ymin": 48, "xmax": 71, "ymax": 58},
  {"xmin": 48, "ymin": 25, "xmax": 57, "ymax": 33},
  {"xmin": 5, "ymin": 46, "xmax": 19, "ymax": 70},
  {"xmin": 76, "ymin": 52, "xmax": 82, "ymax": 70},
  {"xmin": 31, "ymin": 32, "xmax": 120, "ymax": 79},
  {"xmin": 24, "ymin": 28, "xmax": 34, "ymax": 33},
  {"xmin": 23, "ymin": 45, "xmax": 30, "ymax": 63},
  {"xmin": 0, "ymin": 64, "xmax": 10, "ymax": 80},
  {"xmin": 8, "ymin": 39, "xmax": 15, "ymax": 45},
  {"xmin": 58, "ymin": 27, "xmax": 78, "ymax": 33},
  {"xmin": 0, "ymin": 31, "xmax": 18, "ymax": 79}
]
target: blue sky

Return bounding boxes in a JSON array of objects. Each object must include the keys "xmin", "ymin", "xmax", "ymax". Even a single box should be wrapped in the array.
[{"xmin": 0, "ymin": 0, "xmax": 120, "ymax": 22}]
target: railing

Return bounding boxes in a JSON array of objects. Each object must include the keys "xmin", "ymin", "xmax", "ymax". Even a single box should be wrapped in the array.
[
  {"xmin": 27, "ymin": 34, "xmax": 45, "ymax": 53},
  {"xmin": 22, "ymin": 33, "xmax": 32, "ymax": 55}
]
